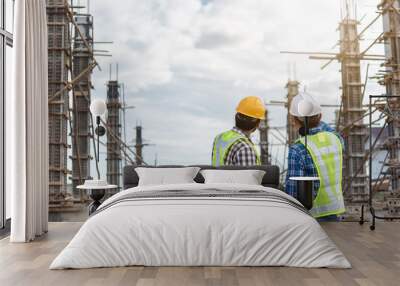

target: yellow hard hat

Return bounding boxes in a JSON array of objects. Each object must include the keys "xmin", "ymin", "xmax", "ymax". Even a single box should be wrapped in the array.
[{"xmin": 236, "ymin": 96, "xmax": 265, "ymax": 120}]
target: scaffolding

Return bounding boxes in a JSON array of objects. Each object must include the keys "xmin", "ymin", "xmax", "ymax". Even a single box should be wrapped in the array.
[
  {"xmin": 258, "ymin": 108, "xmax": 270, "ymax": 165},
  {"xmin": 286, "ymin": 80, "xmax": 300, "ymax": 145},
  {"xmin": 47, "ymin": 0, "xmax": 71, "ymax": 203},
  {"xmin": 379, "ymin": 0, "xmax": 400, "ymax": 214},
  {"xmin": 71, "ymin": 14, "xmax": 93, "ymax": 197},
  {"xmin": 135, "ymin": 125, "xmax": 144, "ymax": 165},
  {"xmin": 106, "ymin": 80, "xmax": 122, "ymax": 192},
  {"xmin": 339, "ymin": 18, "xmax": 368, "ymax": 204},
  {"xmin": 281, "ymin": 7, "xmax": 382, "ymax": 218}
]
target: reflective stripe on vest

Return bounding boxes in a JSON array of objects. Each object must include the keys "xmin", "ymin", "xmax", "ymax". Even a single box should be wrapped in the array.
[
  {"xmin": 297, "ymin": 131, "xmax": 345, "ymax": 218},
  {"xmin": 212, "ymin": 130, "xmax": 260, "ymax": 166}
]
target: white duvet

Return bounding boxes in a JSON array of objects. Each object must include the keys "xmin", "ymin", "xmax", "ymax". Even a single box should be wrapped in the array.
[{"xmin": 50, "ymin": 183, "xmax": 351, "ymax": 269}]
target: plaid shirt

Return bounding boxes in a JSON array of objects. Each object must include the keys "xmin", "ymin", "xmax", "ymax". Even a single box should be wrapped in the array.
[
  {"xmin": 285, "ymin": 121, "xmax": 344, "ymax": 199},
  {"xmin": 212, "ymin": 127, "xmax": 258, "ymax": 166}
]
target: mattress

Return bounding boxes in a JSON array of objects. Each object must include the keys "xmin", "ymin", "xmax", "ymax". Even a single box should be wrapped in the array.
[{"xmin": 50, "ymin": 183, "xmax": 351, "ymax": 269}]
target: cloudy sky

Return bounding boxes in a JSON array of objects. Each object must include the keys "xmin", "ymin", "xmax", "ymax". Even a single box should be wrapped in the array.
[{"xmin": 87, "ymin": 0, "xmax": 384, "ymax": 169}]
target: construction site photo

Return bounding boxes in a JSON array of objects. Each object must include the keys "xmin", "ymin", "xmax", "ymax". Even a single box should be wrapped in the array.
[
  {"xmin": 2, "ymin": 0, "xmax": 400, "ymax": 285},
  {"xmin": 43, "ymin": 0, "xmax": 400, "ymax": 224}
]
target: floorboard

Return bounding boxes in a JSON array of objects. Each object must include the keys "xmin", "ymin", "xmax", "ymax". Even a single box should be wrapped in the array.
[{"xmin": 0, "ymin": 222, "xmax": 399, "ymax": 286}]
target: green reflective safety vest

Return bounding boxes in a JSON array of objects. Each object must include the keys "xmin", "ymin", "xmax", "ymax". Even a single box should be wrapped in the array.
[
  {"xmin": 296, "ymin": 131, "xmax": 345, "ymax": 218},
  {"xmin": 212, "ymin": 130, "xmax": 260, "ymax": 167}
]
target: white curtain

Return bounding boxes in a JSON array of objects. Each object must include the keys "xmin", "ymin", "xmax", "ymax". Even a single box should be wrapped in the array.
[{"xmin": 7, "ymin": 0, "xmax": 49, "ymax": 242}]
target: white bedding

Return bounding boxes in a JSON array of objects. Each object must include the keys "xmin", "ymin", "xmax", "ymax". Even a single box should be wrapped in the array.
[{"xmin": 50, "ymin": 183, "xmax": 351, "ymax": 269}]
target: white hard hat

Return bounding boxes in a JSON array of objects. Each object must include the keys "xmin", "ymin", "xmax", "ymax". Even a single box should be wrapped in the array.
[{"xmin": 289, "ymin": 92, "xmax": 322, "ymax": 117}]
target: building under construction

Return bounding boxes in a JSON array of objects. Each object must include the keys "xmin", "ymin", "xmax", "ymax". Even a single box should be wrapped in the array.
[
  {"xmin": 282, "ymin": 17, "xmax": 369, "ymax": 212},
  {"xmin": 338, "ymin": 18, "xmax": 368, "ymax": 210},
  {"xmin": 279, "ymin": 1, "xmax": 400, "ymax": 219},
  {"xmin": 47, "ymin": 0, "xmax": 100, "ymax": 212},
  {"xmin": 286, "ymin": 80, "xmax": 300, "ymax": 145},
  {"xmin": 134, "ymin": 125, "xmax": 152, "ymax": 166},
  {"xmin": 46, "ymin": 1, "xmax": 134, "ymax": 212},
  {"xmin": 379, "ymin": 0, "xmax": 400, "ymax": 214},
  {"xmin": 47, "ymin": 0, "xmax": 71, "ymax": 205},
  {"xmin": 70, "ymin": 14, "xmax": 94, "ymax": 197},
  {"xmin": 135, "ymin": 125, "xmax": 144, "ymax": 165},
  {"xmin": 258, "ymin": 108, "xmax": 270, "ymax": 165},
  {"xmin": 106, "ymin": 80, "xmax": 122, "ymax": 192}
]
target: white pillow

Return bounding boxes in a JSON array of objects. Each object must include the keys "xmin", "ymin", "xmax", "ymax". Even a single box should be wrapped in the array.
[
  {"xmin": 135, "ymin": 167, "xmax": 201, "ymax": 186},
  {"xmin": 200, "ymin": 169, "xmax": 266, "ymax": 185}
]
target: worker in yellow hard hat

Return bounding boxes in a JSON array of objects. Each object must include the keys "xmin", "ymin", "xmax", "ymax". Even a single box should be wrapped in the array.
[{"xmin": 212, "ymin": 96, "xmax": 265, "ymax": 166}]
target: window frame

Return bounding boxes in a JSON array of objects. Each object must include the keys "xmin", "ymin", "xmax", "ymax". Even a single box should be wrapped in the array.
[{"xmin": 0, "ymin": 0, "xmax": 13, "ymax": 230}]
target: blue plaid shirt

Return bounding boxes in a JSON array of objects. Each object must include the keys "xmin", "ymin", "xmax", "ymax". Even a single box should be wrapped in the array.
[{"xmin": 285, "ymin": 121, "xmax": 344, "ymax": 199}]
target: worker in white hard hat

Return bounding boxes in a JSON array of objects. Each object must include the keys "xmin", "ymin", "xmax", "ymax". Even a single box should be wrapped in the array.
[
  {"xmin": 212, "ymin": 96, "xmax": 265, "ymax": 166},
  {"xmin": 285, "ymin": 92, "xmax": 346, "ymax": 221}
]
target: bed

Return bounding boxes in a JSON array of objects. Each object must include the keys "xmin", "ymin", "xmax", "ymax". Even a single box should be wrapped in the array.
[{"xmin": 50, "ymin": 165, "xmax": 350, "ymax": 269}]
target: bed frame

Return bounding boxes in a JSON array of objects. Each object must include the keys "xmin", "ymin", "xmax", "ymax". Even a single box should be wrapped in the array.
[{"xmin": 123, "ymin": 165, "xmax": 281, "ymax": 190}]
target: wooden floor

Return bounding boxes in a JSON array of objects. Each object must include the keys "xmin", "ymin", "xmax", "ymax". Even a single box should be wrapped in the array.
[{"xmin": 0, "ymin": 222, "xmax": 399, "ymax": 286}]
